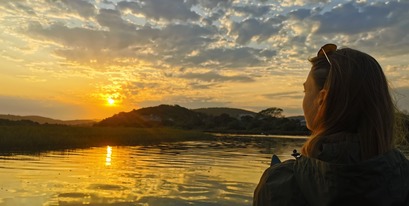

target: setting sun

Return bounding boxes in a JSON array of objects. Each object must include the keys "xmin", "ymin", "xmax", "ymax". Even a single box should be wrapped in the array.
[{"xmin": 107, "ymin": 97, "xmax": 115, "ymax": 106}]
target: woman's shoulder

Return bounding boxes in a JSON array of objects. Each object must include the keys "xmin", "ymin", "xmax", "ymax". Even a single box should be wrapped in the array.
[
  {"xmin": 253, "ymin": 159, "xmax": 307, "ymax": 206},
  {"xmin": 265, "ymin": 159, "xmax": 295, "ymax": 175}
]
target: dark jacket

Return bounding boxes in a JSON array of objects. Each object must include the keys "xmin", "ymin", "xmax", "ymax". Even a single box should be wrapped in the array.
[{"xmin": 253, "ymin": 133, "xmax": 409, "ymax": 206}]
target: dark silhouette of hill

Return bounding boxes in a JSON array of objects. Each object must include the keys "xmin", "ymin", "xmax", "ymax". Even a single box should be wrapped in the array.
[
  {"xmin": 96, "ymin": 104, "xmax": 205, "ymax": 129},
  {"xmin": 0, "ymin": 118, "xmax": 39, "ymax": 126},
  {"xmin": 0, "ymin": 114, "xmax": 97, "ymax": 126},
  {"xmin": 95, "ymin": 104, "xmax": 309, "ymax": 135}
]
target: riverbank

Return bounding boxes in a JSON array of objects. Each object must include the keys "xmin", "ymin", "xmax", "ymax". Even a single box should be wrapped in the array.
[
  {"xmin": 0, "ymin": 125, "xmax": 214, "ymax": 153},
  {"xmin": 203, "ymin": 129, "xmax": 310, "ymax": 136},
  {"xmin": 2, "ymin": 125, "xmax": 407, "ymax": 156}
]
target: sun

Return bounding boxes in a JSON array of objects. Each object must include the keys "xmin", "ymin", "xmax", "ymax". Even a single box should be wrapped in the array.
[{"xmin": 107, "ymin": 97, "xmax": 115, "ymax": 106}]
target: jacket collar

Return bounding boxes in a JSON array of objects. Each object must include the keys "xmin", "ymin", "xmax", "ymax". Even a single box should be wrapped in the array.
[{"xmin": 316, "ymin": 132, "xmax": 362, "ymax": 164}]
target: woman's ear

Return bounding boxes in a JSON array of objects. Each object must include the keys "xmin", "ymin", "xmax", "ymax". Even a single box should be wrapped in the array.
[{"xmin": 317, "ymin": 89, "xmax": 327, "ymax": 106}]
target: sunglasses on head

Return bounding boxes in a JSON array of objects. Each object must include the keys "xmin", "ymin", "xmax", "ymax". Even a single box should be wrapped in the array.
[{"xmin": 317, "ymin": 44, "xmax": 337, "ymax": 67}]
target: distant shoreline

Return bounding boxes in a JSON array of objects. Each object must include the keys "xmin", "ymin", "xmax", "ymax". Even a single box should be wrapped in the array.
[
  {"xmin": 204, "ymin": 129, "xmax": 310, "ymax": 136},
  {"xmin": 1, "ymin": 124, "xmax": 406, "ymax": 156},
  {"xmin": 0, "ymin": 125, "xmax": 213, "ymax": 153},
  {"xmin": 210, "ymin": 132, "xmax": 308, "ymax": 140}
]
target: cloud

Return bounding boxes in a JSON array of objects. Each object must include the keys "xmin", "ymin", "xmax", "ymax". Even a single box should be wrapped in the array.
[
  {"xmin": 26, "ymin": 20, "xmax": 158, "ymax": 64},
  {"xmin": 186, "ymin": 47, "xmax": 276, "ymax": 68},
  {"xmin": 28, "ymin": 22, "xmax": 105, "ymax": 49},
  {"xmin": 10, "ymin": 0, "xmax": 409, "ymax": 61},
  {"xmin": 61, "ymin": 0, "xmax": 96, "ymax": 18},
  {"xmin": 233, "ymin": 5, "xmax": 272, "ymax": 17},
  {"xmin": 0, "ymin": 1, "xmax": 36, "ymax": 15},
  {"xmin": 138, "ymin": 96, "xmax": 230, "ymax": 109},
  {"xmin": 277, "ymin": 0, "xmax": 329, "ymax": 7},
  {"xmin": 118, "ymin": 0, "xmax": 200, "ymax": 22},
  {"xmin": 179, "ymin": 71, "xmax": 254, "ymax": 83},
  {"xmin": 314, "ymin": 2, "xmax": 401, "ymax": 35},
  {"xmin": 96, "ymin": 8, "xmax": 136, "ymax": 31},
  {"xmin": 288, "ymin": 8, "xmax": 316, "ymax": 19},
  {"xmin": 191, "ymin": 0, "xmax": 233, "ymax": 9},
  {"xmin": 152, "ymin": 23, "xmax": 216, "ymax": 57},
  {"xmin": 21, "ymin": 0, "xmax": 409, "ymax": 70},
  {"xmin": 230, "ymin": 17, "xmax": 285, "ymax": 44},
  {"xmin": 0, "ymin": 95, "xmax": 87, "ymax": 120},
  {"xmin": 25, "ymin": 16, "xmax": 278, "ymax": 70},
  {"xmin": 263, "ymin": 91, "xmax": 304, "ymax": 100},
  {"xmin": 187, "ymin": 82, "xmax": 216, "ymax": 90}
]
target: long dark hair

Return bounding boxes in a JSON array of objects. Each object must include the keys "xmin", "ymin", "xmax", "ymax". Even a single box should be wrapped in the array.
[{"xmin": 301, "ymin": 48, "xmax": 395, "ymax": 159}]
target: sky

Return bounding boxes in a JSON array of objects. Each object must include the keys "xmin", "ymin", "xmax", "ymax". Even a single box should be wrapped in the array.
[{"xmin": 1, "ymin": 0, "xmax": 409, "ymax": 120}]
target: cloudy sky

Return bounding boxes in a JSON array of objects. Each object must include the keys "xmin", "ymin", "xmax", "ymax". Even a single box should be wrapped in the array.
[{"xmin": 1, "ymin": 0, "xmax": 409, "ymax": 120}]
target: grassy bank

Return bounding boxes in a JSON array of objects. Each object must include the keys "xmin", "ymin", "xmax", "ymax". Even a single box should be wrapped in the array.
[{"xmin": 0, "ymin": 125, "xmax": 215, "ymax": 152}]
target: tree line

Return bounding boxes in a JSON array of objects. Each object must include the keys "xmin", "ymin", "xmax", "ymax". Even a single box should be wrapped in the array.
[{"xmin": 95, "ymin": 105, "xmax": 309, "ymax": 135}]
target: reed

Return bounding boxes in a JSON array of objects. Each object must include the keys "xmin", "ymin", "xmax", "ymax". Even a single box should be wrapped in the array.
[{"xmin": 0, "ymin": 125, "xmax": 215, "ymax": 152}]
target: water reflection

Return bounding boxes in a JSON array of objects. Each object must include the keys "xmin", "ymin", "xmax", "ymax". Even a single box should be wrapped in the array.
[
  {"xmin": 0, "ymin": 137, "xmax": 308, "ymax": 205},
  {"xmin": 106, "ymin": 146, "xmax": 112, "ymax": 166}
]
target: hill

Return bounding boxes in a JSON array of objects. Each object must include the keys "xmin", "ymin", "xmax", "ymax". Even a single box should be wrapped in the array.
[
  {"xmin": 96, "ymin": 105, "xmax": 258, "ymax": 129},
  {"xmin": 95, "ymin": 104, "xmax": 205, "ymax": 129},
  {"xmin": 0, "ymin": 114, "xmax": 97, "ymax": 126},
  {"xmin": 193, "ymin": 107, "xmax": 256, "ymax": 118},
  {"xmin": 95, "ymin": 104, "xmax": 309, "ymax": 135}
]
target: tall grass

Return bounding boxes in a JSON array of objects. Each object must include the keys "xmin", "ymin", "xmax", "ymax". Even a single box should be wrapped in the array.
[{"xmin": 0, "ymin": 125, "xmax": 214, "ymax": 152}]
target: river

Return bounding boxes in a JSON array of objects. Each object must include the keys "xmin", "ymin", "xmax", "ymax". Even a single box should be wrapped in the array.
[
  {"xmin": 0, "ymin": 135, "xmax": 307, "ymax": 206},
  {"xmin": 0, "ymin": 135, "xmax": 406, "ymax": 206}
]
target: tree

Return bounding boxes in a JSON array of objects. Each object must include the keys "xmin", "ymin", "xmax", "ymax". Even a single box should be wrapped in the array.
[{"xmin": 258, "ymin": 107, "xmax": 284, "ymax": 118}]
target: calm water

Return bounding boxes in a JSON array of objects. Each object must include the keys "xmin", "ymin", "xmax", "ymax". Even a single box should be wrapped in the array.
[{"xmin": 0, "ymin": 136, "xmax": 306, "ymax": 205}]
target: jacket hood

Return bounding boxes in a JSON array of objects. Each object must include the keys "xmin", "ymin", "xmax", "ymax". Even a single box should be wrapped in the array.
[{"xmin": 294, "ymin": 133, "xmax": 409, "ymax": 206}]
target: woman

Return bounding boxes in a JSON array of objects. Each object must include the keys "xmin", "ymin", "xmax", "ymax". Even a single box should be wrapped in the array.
[{"xmin": 253, "ymin": 44, "xmax": 409, "ymax": 206}]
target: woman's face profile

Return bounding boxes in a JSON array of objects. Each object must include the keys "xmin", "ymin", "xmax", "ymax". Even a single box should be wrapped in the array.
[{"xmin": 302, "ymin": 70, "xmax": 321, "ymax": 131}]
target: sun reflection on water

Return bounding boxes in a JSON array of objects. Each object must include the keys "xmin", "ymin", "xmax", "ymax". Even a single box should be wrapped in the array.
[
  {"xmin": 106, "ymin": 146, "xmax": 112, "ymax": 166},
  {"xmin": 0, "ymin": 140, "xmax": 312, "ymax": 205}
]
